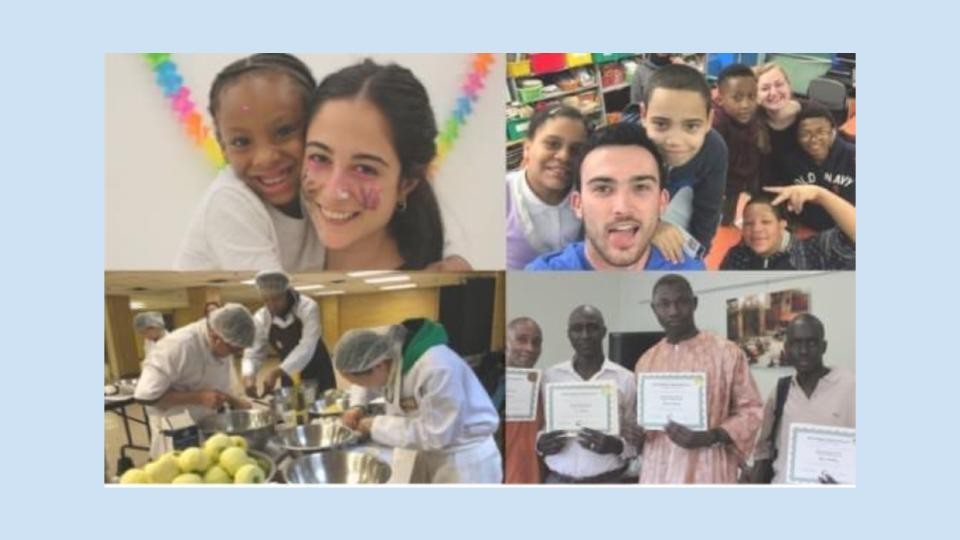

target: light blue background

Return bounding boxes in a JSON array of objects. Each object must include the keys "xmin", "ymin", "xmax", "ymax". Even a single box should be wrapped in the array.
[{"xmin": 3, "ymin": 0, "xmax": 952, "ymax": 537}]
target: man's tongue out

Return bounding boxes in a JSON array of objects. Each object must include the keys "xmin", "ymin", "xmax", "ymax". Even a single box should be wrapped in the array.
[{"xmin": 608, "ymin": 223, "xmax": 639, "ymax": 250}]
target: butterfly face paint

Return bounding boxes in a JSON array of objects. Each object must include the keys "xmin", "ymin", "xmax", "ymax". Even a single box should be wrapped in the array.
[
  {"xmin": 301, "ymin": 98, "xmax": 406, "ymax": 254},
  {"xmin": 302, "ymin": 158, "xmax": 383, "ymax": 211}
]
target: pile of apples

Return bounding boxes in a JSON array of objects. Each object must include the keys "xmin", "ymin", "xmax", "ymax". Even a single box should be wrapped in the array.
[{"xmin": 119, "ymin": 433, "xmax": 267, "ymax": 484}]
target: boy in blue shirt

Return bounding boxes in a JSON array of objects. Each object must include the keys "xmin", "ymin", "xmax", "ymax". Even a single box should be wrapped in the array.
[
  {"xmin": 640, "ymin": 64, "xmax": 728, "ymax": 262},
  {"xmin": 526, "ymin": 123, "xmax": 704, "ymax": 271}
]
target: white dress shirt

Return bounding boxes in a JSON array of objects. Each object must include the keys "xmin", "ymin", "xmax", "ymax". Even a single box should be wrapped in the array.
[{"xmin": 541, "ymin": 358, "xmax": 637, "ymax": 478}]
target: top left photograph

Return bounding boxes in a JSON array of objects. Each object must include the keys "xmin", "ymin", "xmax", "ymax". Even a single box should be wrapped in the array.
[{"xmin": 105, "ymin": 53, "xmax": 506, "ymax": 271}]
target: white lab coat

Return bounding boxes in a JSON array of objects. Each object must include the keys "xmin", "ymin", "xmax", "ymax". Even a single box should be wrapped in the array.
[
  {"xmin": 240, "ymin": 293, "xmax": 320, "ymax": 377},
  {"xmin": 349, "ymin": 344, "xmax": 502, "ymax": 483},
  {"xmin": 134, "ymin": 320, "xmax": 233, "ymax": 457},
  {"xmin": 175, "ymin": 167, "xmax": 325, "ymax": 272}
]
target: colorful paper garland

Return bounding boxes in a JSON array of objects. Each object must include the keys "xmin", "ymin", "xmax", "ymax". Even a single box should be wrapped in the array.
[
  {"xmin": 144, "ymin": 53, "xmax": 494, "ymax": 175},
  {"xmin": 432, "ymin": 53, "xmax": 494, "ymax": 172},
  {"xmin": 143, "ymin": 53, "xmax": 225, "ymax": 170}
]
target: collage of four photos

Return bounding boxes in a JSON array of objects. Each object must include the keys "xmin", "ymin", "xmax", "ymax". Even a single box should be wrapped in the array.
[{"xmin": 104, "ymin": 52, "xmax": 856, "ymax": 486}]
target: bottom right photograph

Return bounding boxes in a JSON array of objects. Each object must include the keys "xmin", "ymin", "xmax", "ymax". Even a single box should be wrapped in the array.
[{"xmin": 504, "ymin": 271, "xmax": 855, "ymax": 485}]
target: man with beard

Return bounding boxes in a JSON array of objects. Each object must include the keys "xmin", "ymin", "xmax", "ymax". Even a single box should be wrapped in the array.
[{"xmin": 525, "ymin": 123, "xmax": 704, "ymax": 270}]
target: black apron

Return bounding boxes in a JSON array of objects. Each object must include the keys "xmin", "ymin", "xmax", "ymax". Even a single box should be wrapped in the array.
[{"xmin": 268, "ymin": 314, "xmax": 336, "ymax": 392}]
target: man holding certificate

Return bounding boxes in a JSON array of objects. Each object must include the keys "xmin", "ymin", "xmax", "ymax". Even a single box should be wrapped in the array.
[
  {"xmin": 504, "ymin": 317, "xmax": 545, "ymax": 484},
  {"xmin": 537, "ymin": 305, "xmax": 637, "ymax": 483},
  {"xmin": 751, "ymin": 314, "xmax": 856, "ymax": 484},
  {"xmin": 628, "ymin": 275, "xmax": 763, "ymax": 484}
]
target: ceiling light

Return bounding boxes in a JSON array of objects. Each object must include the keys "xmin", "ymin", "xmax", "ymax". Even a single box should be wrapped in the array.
[
  {"xmin": 380, "ymin": 284, "xmax": 417, "ymax": 291},
  {"xmin": 295, "ymin": 284, "xmax": 326, "ymax": 291},
  {"xmin": 346, "ymin": 270, "xmax": 394, "ymax": 278},
  {"xmin": 364, "ymin": 275, "xmax": 411, "ymax": 284},
  {"xmin": 314, "ymin": 290, "xmax": 346, "ymax": 296}
]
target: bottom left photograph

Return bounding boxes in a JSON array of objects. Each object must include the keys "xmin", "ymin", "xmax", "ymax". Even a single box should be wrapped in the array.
[{"xmin": 104, "ymin": 271, "xmax": 505, "ymax": 485}]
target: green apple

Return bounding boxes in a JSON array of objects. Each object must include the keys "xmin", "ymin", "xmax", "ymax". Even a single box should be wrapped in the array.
[
  {"xmin": 203, "ymin": 433, "xmax": 233, "ymax": 460},
  {"xmin": 218, "ymin": 446, "xmax": 250, "ymax": 476},
  {"xmin": 119, "ymin": 468, "xmax": 150, "ymax": 484},
  {"xmin": 233, "ymin": 463, "xmax": 266, "ymax": 484},
  {"xmin": 202, "ymin": 445, "xmax": 220, "ymax": 465},
  {"xmin": 203, "ymin": 465, "xmax": 232, "ymax": 484},
  {"xmin": 176, "ymin": 447, "xmax": 210, "ymax": 473},
  {"xmin": 229, "ymin": 435, "xmax": 248, "ymax": 451},
  {"xmin": 171, "ymin": 473, "xmax": 204, "ymax": 484},
  {"xmin": 144, "ymin": 455, "xmax": 179, "ymax": 484}
]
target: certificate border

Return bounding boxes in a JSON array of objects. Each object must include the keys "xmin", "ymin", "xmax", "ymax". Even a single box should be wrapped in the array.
[
  {"xmin": 786, "ymin": 423, "xmax": 856, "ymax": 484},
  {"xmin": 543, "ymin": 381, "xmax": 618, "ymax": 434},
  {"xmin": 636, "ymin": 372, "xmax": 708, "ymax": 430},
  {"xmin": 505, "ymin": 368, "xmax": 541, "ymax": 422}
]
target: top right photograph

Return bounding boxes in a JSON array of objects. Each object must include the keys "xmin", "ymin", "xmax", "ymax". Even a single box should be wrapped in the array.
[{"xmin": 505, "ymin": 53, "xmax": 855, "ymax": 272}]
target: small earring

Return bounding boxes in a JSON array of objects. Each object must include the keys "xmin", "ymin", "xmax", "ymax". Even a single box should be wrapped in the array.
[{"xmin": 397, "ymin": 199, "xmax": 407, "ymax": 212}]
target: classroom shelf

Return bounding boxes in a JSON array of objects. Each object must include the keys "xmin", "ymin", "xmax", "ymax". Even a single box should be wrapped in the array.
[
  {"xmin": 601, "ymin": 81, "xmax": 630, "ymax": 93},
  {"xmin": 505, "ymin": 53, "xmax": 646, "ymax": 169},
  {"xmin": 525, "ymin": 84, "xmax": 599, "ymax": 104}
]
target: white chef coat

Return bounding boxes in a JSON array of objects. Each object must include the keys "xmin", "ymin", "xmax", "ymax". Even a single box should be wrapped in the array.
[
  {"xmin": 349, "ymin": 344, "xmax": 502, "ymax": 483},
  {"xmin": 540, "ymin": 358, "xmax": 637, "ymax": 479},
  {"xmin": 143, "ymin": 329, "xmax": 168, "ymax": 359},
  {"xmin": 174, "ymin": 167, "xmax": 325, "ymax": 272},
  {"xmin": 241, "ymin": 293, "xmax": 321, "ymax": 377},
  {"xmin": 134, "ymin": 319, "xmax": 233, "ymax": 456}
]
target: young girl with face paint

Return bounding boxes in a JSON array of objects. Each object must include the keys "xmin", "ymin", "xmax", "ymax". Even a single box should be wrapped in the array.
[
  {"xmin": 176, "ymin": 54, "xmax": 325, "ymax": 271},
  {"xmin": 301, "ymin": 60, "xmax": 447, "ymax": 271}
]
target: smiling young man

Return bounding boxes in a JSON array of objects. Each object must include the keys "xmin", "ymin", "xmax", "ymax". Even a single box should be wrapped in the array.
[{"xmin": 525, "ymin": 123, "xmax": 704, "ymax": 271}]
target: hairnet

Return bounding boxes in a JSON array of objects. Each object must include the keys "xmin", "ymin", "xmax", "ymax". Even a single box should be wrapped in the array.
[
  {"xmin": 254, "ymin": 270, "xmax": 290, "ymax": 295},
  {"xmin": 334, "ymin": 325, "xmax": 407, "ymax": 373},
  {"xmin": 133, "ymin": 312, "xmax": 165, "ymax": 331},
  {"xmin": 208, "ymin": 303, "xmax": 256, "ymax": 348}
]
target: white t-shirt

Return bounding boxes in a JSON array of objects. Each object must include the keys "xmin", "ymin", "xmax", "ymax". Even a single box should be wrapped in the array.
[{"xmin": 174, "ymin": 167, "xmax": 325, "ymax": 272}]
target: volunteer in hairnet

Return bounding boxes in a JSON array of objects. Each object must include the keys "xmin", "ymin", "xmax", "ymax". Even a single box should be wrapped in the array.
[
  {"xmin": 335, "ymin": 319, "xmax": 503, "ymax": 483},
  {"xmin": 134, "ymin": 304, "xmax": 255, "ymax": 457},
  {"xmin": 241, "ymin": 271, "xmax": 336, "ymax": 397},
  {"xmin": 133, "ymin": 311, "xmax": 168, "ymax": 358}
]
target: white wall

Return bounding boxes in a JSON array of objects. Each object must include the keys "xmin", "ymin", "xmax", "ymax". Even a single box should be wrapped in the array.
[
  {"xmin": 105, "ymin": 53, "xmax": 506, "ymax": 270},
  {"xmin": 507, "ymin": 271, "xmax": 855, "ymax": 400}
]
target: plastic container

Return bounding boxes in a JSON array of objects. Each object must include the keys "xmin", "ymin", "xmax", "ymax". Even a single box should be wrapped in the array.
[
  {"xmin": 530, "ymin": 53, "xmax": 567, "ymax": 74},
  {"xmin": 517, "ymin": 80, "xmax": 544, "ymax": 103},
  {"xmin": 565, "ymin": 53, "xmax": 592, "ymax": 68},
  {"xmin": 507, "ymin": 117, "xmax": 531, "ymax": 141},
  {"xmin": 592, "ymin": 53, "xmax": 623, "ymax": 64},
  {"xmin": 507, "ymin": 59, "xmax": 531, "ymax": 78}
]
